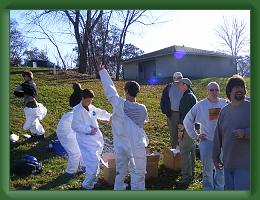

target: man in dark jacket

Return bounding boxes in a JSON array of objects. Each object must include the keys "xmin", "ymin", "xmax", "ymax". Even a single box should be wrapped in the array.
[
  {"xmin": 160, "ymin": 72, "xmax": 183, "ymax": 148},
  {"xmin": 176, "ymin": 78, "xmax": 197, "ymax": 188}
]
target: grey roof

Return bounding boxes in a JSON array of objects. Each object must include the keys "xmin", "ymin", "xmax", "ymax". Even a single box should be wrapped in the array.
[{"xmin": 122, "ymin": 45, "xmax": 233, "ymax": 63}]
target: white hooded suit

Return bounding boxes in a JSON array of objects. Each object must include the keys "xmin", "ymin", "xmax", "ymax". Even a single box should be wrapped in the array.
[
  {"xmin": 56, "ymin": 111, "xmax": 84, "ymax": 174},
  {"xmin": 71, "ymin": 102, "xmax": 111, "ymax": 189},
  {"xmin": 99, "ymin": 69, "xmax": 149, "ymax": 190}
]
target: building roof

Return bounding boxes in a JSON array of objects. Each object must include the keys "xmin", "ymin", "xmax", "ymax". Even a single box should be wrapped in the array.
[{"xmin": 122, "ymin": 45, "xmax": 233, "ymax": 64}]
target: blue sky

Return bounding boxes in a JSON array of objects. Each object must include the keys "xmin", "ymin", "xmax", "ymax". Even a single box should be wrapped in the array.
[{"xmin": 10, "ymin": 10, "xmax": 250, "ymax": 68}]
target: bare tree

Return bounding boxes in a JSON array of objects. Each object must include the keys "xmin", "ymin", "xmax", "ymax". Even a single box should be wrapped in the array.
[
  {"xmin": 20, "ymin": 10, "xmax": 166, "ymax": 77},
  {"xmin": 112, "ymin": 10, "xmax": 147, "ymax": 80},
  {"xmin": 24, "ymin": 11, "xmax": 68, "ymax": 69},
  {"xmin": 215, "ymin": 17, "xmax": 250, "ymax": 73},
  {"xmin": 63, "ymin": 10, "xmax": 103, "ymax": 74},
  {"xmin": 10, "ymin": 19, "xmax": 28, "ymax": 66}
]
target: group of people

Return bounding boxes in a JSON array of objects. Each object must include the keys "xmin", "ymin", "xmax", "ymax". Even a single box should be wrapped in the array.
[
  {"xmin": 14, "ymin": 66, "xmax": 149, "ymax": 190},
  {"xmin": 160, "ymin": 72, "xmax": 250, "ymax": 190},
  {"xmin": 14, "ymin": 67, "xmax": 250, "ymax": 191}
]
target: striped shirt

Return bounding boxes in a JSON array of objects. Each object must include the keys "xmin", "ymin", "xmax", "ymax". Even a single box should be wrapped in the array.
[{"xmin": 124, "ymin": 100, "xmax": 148, "ymax": 128}]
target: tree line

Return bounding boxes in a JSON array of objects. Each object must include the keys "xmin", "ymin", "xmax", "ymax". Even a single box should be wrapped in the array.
[
  {"xmin": 10, "ymin": 11, "xmax": 250, "ymax": 78},
  {"xmin": 10, "ymin": 10, "xmax": 152, "ymax": 79}
]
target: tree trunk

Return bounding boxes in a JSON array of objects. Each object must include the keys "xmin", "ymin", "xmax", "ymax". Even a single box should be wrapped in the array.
[{"xmin": 78, "ymin": 50, "xmax": 88, "ymax": 73}]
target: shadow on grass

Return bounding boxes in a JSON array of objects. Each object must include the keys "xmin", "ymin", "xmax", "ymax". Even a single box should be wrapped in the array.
[{"xmin": 37, "ymin": 173, "xmax": 74, "ymax": 190}]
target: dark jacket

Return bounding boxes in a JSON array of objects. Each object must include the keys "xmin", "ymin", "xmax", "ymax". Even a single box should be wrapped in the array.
[
  {"xmin": 179, "ymin": 88, "xmax": 197, "ymax": 123},
  {"xmin": 160, "ymin": 83, "xmax": 172, "ymax": 118},
  {"xmin": 21, "ymin": 80, "xmax": 37, "ymax": 97}
]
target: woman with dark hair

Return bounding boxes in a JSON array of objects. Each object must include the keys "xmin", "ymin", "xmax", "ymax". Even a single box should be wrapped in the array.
[
  {"xmin": 71, "ymin": 89, "xmax": 111, "ymax": 189},
  {"xmin": 69, "ymin": 83, "xmax": 83, "ymax": 107}
]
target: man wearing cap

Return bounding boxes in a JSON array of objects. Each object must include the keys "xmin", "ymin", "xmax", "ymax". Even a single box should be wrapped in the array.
[
  {"xmin": 160, "ymin": 72, "xmax": 183, "ymax": 149},
  {"xmin": 176, "ymin": 77, "xmax": 197, "ymax": 188}
]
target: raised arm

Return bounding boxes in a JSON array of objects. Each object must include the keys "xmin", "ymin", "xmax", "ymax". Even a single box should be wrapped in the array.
[{"xmin": 98, "ymin": 64, "xmax": 121, "ymax": 107}]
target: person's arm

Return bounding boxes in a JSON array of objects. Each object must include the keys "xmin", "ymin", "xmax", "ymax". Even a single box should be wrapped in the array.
[
  {"xmin": 98, "ymin": 64, "xmax": 121, "ymax": 107},
  {"xmin": 93, "ymin": 106, "xmax": 112, "ymax": 121},
  {"xmin": 160, "ymin": 84, "xmax": 170, "ymax": 115},
  {"xmin": 212, "ymin": 114, "xmax": 224, "ymax": 169},
  {"xmin": 183, "ymin": 105, "xmax": 199, "ymax": 141},
  {"xmin": 14, "ymin": 85, "xmax": 23, "ymax": 92},
  {"xmin": 144, "ymin": 106, "xmax": 149, "ymax": 123}
]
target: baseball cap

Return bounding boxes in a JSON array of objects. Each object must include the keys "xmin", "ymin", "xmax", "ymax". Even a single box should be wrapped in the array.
[
  {"xmin": 173, "ymin": 72, "xmax": 183, "ymax": 82},
  {"xmin": 178, "ymin": 78, "xmax": 192, "ymax": 86}
]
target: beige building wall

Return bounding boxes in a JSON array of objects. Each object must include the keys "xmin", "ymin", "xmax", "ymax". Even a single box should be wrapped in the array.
[
  {"xmin": 123, "ymin": 62, "xmax": 139, "ymax": 79},
  {"xmin": 156, "ymin": 55, "xmax": 236, "ymax": 78},
  {"xmin": 123, "ymin": 54, "xmax": 236, "ymax": 80}
]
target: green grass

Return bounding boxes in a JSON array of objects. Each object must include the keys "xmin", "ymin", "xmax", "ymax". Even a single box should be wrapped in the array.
[
  {"xmin": 10, "ymin": 66, "xmax": 55, "ymax": 73},
  {"xmin": 10, "ymin": 70, "xmax": 250, "ymax": 190}
]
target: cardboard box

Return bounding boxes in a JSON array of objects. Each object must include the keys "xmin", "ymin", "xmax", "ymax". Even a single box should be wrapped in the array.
[
  {"xmin": 146, "ymin": 148, "xmax": 160, "ymax": 179},
  {"xmin": 102, "ymin": 150, "xmax": 161, "ymax": 184},
  {"xmin": 102, "ymin": 153, "xmax": 116, "ymax": 185},
  {"xmin": 162, "ymin": 148, "xmax": 182, "ymax": 171}
]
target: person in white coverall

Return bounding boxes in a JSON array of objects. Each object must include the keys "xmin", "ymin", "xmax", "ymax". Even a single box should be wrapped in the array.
[
  {"xmin": 71, "ymin": 89, "xmax": 111, "ymax": 190},
  {"xmin": 56, "ymin": 111, "xmax": 84, "ymax": 177},
  {"xmin": 183, "ymin": 82, "xmax": 227, "ymax": 190},
  {"xmin": 14, "ymin": 70, "xmax": 47, "ymax": 139},
  {"xmin": 23, "ymin": 100, "xmax": 47, "ymax": 137},
  {"xmin": 98, "ymin": 64, "xmax": 149, "ymax": 190}
]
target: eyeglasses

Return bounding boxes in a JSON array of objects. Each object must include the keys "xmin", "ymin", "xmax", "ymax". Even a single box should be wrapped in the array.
[{"xmin": 209, "ymin": 89, "xmax": 219, "ymax": 92}]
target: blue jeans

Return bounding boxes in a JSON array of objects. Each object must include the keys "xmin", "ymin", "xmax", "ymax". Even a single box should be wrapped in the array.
[
  {"xmin": 199, "ymin": 140, "xmax": 224, "ymax": 190},
  {"xmin": 224, "ymin": 168, "xmax": 250, "ymax": 190}
]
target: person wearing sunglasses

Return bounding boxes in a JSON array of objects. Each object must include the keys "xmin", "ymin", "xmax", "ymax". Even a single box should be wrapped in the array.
[{"xmin": 183, "ymin": 82, "xmax": 227, "ymax": 190}]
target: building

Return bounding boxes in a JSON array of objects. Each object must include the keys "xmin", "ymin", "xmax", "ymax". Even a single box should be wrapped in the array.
[{"xmin": 122, "ymin": 45, "xmax": 236, "ymax": 83}]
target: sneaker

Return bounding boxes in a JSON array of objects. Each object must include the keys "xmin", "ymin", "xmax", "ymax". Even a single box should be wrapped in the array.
[
  {"xmin": 64, "ymin": 172, "xmax": 76, "ymax": 179},
  {"xmin": 31, "ymin": 134, "xmax": 45, "ymax": 141}
]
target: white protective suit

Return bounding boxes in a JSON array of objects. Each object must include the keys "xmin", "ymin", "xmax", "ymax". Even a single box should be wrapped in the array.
[
  {"xmin": 71, "ymin": 102, "xmax": 111, "ymax": 189},
  {"xmin": 56, "ymin": 111, "xmax": 84, "ymax": 174},
  {"xmin": 23, "ymin": 103, "xmax": 47, "ymax": 135},
  {"xmin": 99, "ymin": 69, "xmax": 149, "ymax": 190}
]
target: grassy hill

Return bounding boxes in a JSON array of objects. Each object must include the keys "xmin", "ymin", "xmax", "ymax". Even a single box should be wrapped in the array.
[{"xmin": 9, "ymin": 69, "xmax": 250, "ymax": 190}]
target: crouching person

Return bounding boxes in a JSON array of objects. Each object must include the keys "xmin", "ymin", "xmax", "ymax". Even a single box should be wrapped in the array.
[
  {"xmin": 14, "ymin": 70, "xmax": 47, "ymax": 140},
  {"xmin": 56, "ymin": 111, "xmax": 85, "ymax": 178},
  {"xmin": 71, "ymin": 89, "xmax": 111, "ymax": 190}
]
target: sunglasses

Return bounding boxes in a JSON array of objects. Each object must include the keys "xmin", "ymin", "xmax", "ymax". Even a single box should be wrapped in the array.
[{"xmin": 209, "ymin": 89, "xmax": 219, "ymax": 92}]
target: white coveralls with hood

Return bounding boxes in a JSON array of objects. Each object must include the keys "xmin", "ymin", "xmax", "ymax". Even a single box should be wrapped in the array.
[
  {"xmin": 71, "ymin": 102, "xmax": 111, "ymax": 189},
  {"xmin": 99, "ymin": 68, "xmax": 149, "ymax": 190},
  {"xmin": 56, "ymin": 111, "xmax": 84, "ymax": 175}
]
